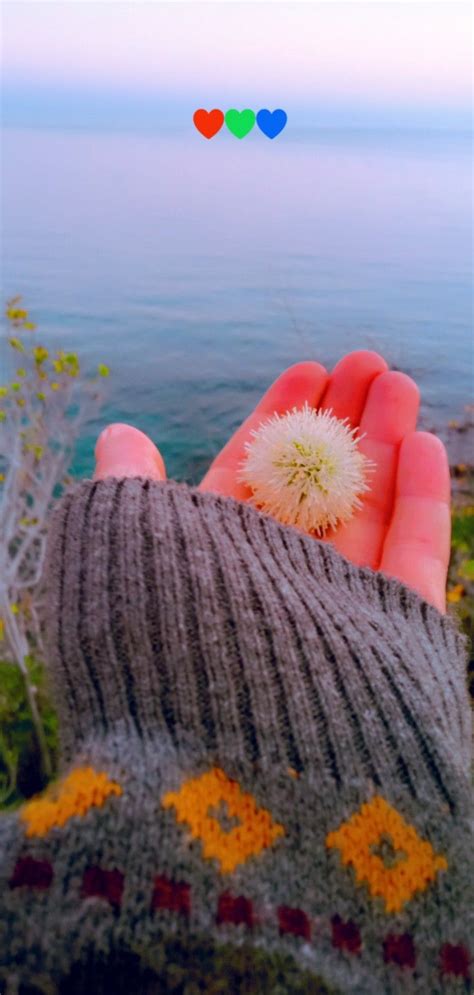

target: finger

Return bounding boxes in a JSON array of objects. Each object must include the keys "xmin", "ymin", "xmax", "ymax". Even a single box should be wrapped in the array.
[
  {"xmin": 320, "ymin": 350, "xmax": 389, "ymax": 426},
  {"xmin": 94, "ymin": 423, "xmax": 166, "ymax": 481},
  {"xmin": 199, "ymin": 361, "xmax": 329, "ymax": 499},
  {"xmin": 329, "ymin": 371, "xmax": 420, "ymax": 567},
  {"xmin": 380, "ymin": 432, "xmax": 450, "ymax": 612}
]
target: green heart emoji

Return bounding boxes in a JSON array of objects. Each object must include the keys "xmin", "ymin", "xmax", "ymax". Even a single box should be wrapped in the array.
[{"xmin": 225, "ymin": 108, "xmax": 256, "ymax": 139}]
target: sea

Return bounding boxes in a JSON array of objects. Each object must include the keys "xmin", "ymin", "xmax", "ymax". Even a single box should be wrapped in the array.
[{"xmin": 1, "ymin": 125, "xmax": 472, "ymax": 482}]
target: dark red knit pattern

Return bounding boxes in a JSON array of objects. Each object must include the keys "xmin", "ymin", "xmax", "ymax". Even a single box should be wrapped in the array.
[
  {"xmin": 383, "ymin": 933, "xmax": 416, "ymax": 968},
  {"xmin": 9, "ymin": 851, "xmax": 471, "ymax": 986},
  {"xmin": 217, "ymin": 892, "xmax": 254, "ymax": 927},
  {"xmin": 9, "ymin": 856, "xmax": 53, "ymax": 891},
  {"xmin": 278, "ymin": 905, "xmax": 311, "ymax": 940},
  {"xmin": 151, "ymin": 874, "xmax": 190, "ymax": 916},
  {"xmin": 440, "ymin": 943, "xmax": 471, "ymax": 978},
  {"xmin": 331, "ymin": 915, "xmax": 361, "ymax": 954},
  {"xmin": 81, "ymin": 866, "xmax": 124, "ymax": 909}
]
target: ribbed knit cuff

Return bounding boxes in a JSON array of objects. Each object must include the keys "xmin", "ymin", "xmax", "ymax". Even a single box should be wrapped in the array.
[{"xmin": 44, "ymin": 478, "xmax": 471, "ymax": 813}]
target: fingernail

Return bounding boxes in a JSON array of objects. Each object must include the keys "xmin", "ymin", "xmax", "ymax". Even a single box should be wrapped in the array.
[{"xmin": 94, "ymin": 423, "xmax": 166, "ymax": 481}]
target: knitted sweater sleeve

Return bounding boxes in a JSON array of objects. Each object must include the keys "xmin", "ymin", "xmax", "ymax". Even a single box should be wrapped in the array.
[{"xmin": 0, "ymin": 479, "xmax": 472, "ymax": 995}]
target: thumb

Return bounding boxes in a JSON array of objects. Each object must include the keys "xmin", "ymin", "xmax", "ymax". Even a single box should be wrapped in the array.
[{"xmin": 94, "ymin": 423, "xmax": 166, "ymax": 481}]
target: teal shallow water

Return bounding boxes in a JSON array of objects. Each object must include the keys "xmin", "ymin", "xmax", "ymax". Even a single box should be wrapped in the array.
[{"xmin": 1, "ymin": 127, "xmax": 472, "ymax": 482}]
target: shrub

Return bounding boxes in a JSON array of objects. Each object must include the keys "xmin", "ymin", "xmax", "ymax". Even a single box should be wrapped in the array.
[{"xmin": 0, "ymin": 297, "xmax": 109, "ymax": 801}]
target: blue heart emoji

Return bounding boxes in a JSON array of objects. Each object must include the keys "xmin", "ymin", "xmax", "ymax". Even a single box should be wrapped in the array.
[{"xmin": 256, "ymin": 108, "xmax": 287, "ymax": 139}]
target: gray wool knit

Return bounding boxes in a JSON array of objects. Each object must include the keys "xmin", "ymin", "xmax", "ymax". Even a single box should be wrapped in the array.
[{"xmin": 0, "ymin": 478, "xmax": 472, "ymax": 995}]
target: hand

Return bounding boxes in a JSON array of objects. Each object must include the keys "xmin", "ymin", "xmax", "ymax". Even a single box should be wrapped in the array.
[{"xmin": 94, "ymin": 351, "xmax": 450, "ymax": 613}]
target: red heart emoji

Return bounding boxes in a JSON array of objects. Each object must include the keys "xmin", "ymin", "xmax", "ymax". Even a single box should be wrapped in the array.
[{"xmin": 193, "ymin": 108, "xmax": 224, "ymax": 139}]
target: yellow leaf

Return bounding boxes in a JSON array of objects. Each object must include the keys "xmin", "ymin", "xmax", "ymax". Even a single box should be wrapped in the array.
[
  {"xmin": 50, "ymin": 382, "xmax": 60, "ymax": 391},
  {"xmin": 23, "ymin": 321, "xmax": 36, "ymax": 331},
  {"xmin": 33, "ymin": 347, "xmax": 49, "ymax": 364},
  {"xmin": 64, "ymin": 353, "xmax": 80, "ymax": 378},
  {"xmin": 10, "ymin": 603, "xmax": 20, "ymax": 615},
  {"xmin": 36, "ymin": 392, "xmax": 46, "ymax": 402},
  {"xmin": 98, "ymin": 363, "xmax": 110, "ymax": 377},
  {"xmin": 447, "ymin": 584, "xmax": 465, "ymax": 604},
  {"xmin": 7, "ymin": 308, "xmax": 28, "ymax": 321},
  {"xmin": 16, "ymin": 368, "xmax": 26, "ymax": 378},
  {"xmin": 16, "ymin": 398, "xmax": 26, "ymax": 408},
  {"xmin": 8, "ymin": 337, "xmax": 25, "ymax": 353},
  {"xmin": 0, "ymin": 473, "xmax": 5, "ymax": 483},
  {"xmin": 0, "ymin": 618, "xmax": 4, "ymax": 640},
  {"xmin": 0, "ymin": 411, "xmax": 6, "ymax": 422},
  {"xmin": 0, "ymin": 387, "xmax": 8, "ymax": 397}
]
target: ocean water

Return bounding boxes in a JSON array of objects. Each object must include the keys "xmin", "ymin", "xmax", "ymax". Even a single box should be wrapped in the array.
[{"xmin": 1, "ymin": 126, "xmax": 472, "ymax": 482}]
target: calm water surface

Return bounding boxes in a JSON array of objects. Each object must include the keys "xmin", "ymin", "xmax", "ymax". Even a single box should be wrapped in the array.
[{"xmin": 1, "ymin": 126, "xmax": 472, "ymax": 480}]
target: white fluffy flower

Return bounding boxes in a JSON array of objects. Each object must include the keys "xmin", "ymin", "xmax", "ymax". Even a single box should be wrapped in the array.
[{"xmin": 238, "ymin": 403, "xmax": 374, "ymax": 535}]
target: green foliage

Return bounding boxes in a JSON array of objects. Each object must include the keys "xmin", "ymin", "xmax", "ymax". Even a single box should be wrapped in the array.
[
  {"xmin": 0, "ymin": 296, "xmax": 111, "ymax": 439},
  {"xmin": 1, "ymin": 300, "xmax": 79, "ymax": 432},
  {"xmin": 451, "ymin": 505, "xmax": 474, "ymax": 553},
  {"xmin": 1, "ymin": 295, "xmax": 111, "ymax": 810},
  {"xmin": 448, "ymin": 502, "xmax": 474, "ymax": 699},
  {"xmin": 0, "ymin": 656, "xmax": 58, "ymax": 809}
]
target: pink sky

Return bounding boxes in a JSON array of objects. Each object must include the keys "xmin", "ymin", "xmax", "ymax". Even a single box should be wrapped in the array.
[{"xmin": 2, "ymin": 2, "xmax": 472, "ymax": 109}]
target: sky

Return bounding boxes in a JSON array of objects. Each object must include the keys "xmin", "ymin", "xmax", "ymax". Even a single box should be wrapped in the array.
[{"xmin": 2, "ymin": 2, "xmax": 472, "ymax": 130}]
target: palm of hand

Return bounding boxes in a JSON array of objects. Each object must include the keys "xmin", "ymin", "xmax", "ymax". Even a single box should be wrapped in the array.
[{"xmin": 95, "ymin": 352, "xmax": 450, "ymax": 613}]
